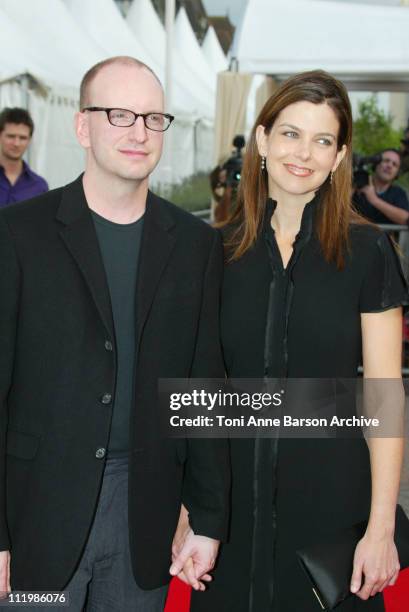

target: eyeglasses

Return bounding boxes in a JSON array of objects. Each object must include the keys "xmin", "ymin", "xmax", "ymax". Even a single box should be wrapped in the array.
[{"xmin": 82, "ymin": 107, "xmax": 175, "ymax": 132}]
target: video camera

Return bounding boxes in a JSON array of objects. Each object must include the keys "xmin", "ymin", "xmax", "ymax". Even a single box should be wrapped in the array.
[
  {"xmin": 223, "ymin": 135, "xmax": 245, "ymax": 189},
  {"xmin": 401, "ymin": 137, "xmax": 409, "ymax": 158},
  {"xmin": 352, "ymin": 153, "xmax": 382, "ymax": 189},
  {"xmin": 400, "ymin": 137, "xmax": 409, "ymax": 175}
]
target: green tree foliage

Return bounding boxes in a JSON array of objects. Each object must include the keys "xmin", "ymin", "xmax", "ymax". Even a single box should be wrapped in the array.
[
  {"xmin": 157, "ymin": 172, "xmax": 211, "ymax": 212},
  {"xmin": 353, "ymin": 95, "xmax": 402, "ymax": 155}
]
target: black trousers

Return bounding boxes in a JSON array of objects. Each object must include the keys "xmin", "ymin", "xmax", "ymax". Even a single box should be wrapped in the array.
[{"xmin": 8, "ymin": 457, "xmax": 169, "ymax": 612}]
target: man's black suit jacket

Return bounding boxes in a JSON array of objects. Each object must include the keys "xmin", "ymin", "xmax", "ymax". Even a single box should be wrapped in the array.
[{"xmin": 0, "ymin": 176, "xmax": 230, "ymax": 591}]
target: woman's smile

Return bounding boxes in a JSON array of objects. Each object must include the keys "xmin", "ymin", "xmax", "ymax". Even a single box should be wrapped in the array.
[{"xmin": 284, "ymin": 163, "xmax": 314, "ymax": 177}]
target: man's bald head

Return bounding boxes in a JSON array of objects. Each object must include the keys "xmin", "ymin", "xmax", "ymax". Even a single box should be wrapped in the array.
[{"xmin": 79, "ymin": 56, "xmax": 162, "ymax": 110}]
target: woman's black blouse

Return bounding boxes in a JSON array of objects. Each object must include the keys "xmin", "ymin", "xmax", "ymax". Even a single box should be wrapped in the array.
[
  {"xmin": 221, "ymin": 195, "xmax": 408, "ymax": 381},
  {"xmin": 191, "ymin": 195, "xmax": 408, "ymax": 612}
]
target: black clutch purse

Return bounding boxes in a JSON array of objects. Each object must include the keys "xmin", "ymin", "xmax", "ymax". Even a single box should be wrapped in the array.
[{"xmin": 296, "ymin": 504, "xmax": 409, "ymax": 610}]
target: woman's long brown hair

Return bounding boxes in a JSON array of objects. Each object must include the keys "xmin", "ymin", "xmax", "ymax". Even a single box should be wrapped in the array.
[{"xmin": 222, "ymin": 70, "xmax": 365, "ymax": 268}]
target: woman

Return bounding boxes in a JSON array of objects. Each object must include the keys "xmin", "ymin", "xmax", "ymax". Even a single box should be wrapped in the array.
[{"xmin": 190, "ymin": 71, "xmax": 407, "ymax": 611}]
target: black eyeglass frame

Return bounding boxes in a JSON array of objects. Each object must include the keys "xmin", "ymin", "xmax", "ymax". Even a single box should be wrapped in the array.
[{"xmin": 81, "ymin": 107, "xmax": 175, "ymax": 132}]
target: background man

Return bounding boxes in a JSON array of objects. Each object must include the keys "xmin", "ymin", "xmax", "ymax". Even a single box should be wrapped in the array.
[
  {"xmin": 0, "ymin": 107, "xmax": 48, "ymax": 206},
  {"xmin": 0, "ymin": 56, "xmax": 229, "ymax": 611},
  {"xmin": 354, "ymin": 148, "xmax": 409, "ymax": 225}
]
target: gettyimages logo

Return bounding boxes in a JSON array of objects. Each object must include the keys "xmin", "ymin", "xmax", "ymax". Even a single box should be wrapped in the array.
[
  {"xmin": 159, "ymin": 378, "xmax": 406, "ymax": 439},
  {"xmin": 169, "ymin": 388, "xmax": 283, "ymax": 411}
]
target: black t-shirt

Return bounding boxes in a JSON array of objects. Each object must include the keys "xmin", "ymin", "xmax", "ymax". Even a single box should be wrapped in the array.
[
  {"xmin": 354, "ymin": 183, "xmax": 409, "ymax": 225},
  {"xmin": 92, "ymin": 210, "xmax": 144, "ymax": 456}
]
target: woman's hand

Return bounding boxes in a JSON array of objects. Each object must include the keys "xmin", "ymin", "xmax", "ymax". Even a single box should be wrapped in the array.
[
  {"xmin": 350, "ymin": 530, "xmax": 400, "ymax": 600},
  {"xmin": 171, "ymin": 504, "xmax": 213, "ymax": 591}
]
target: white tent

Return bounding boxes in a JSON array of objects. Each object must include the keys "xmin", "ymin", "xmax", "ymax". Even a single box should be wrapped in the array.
[
  {"xmin": 0, "ymin": 0, "xmax": 217, "ymax": 189},
  {"xmin": 126, "ymin": 0, "xmax": 212, "ymax": 118},
  {"xmin": 0, "ymin": 0, "xmax": 110, "ymax": 188},
  {"xmin": 63, "ymin": 0, "xmax": 161, "ymax": 75},
  {"xmin": 202, "ymin": 26, "xmax": 228, "ymax": 74},
  {"xmin": 1, "ymin": 0, "xmax": 104, "ymax": 87},
  {"xmin": 174, "ymin": 7, "xmax": 216, "ymax": 102},
  {"xmin": 126, "ymin": 0, "xmax": 216, "ymax": 183},
  {"xmin": 0, "ymin": 7, "xmax": 57, "ymax": 83},
  {"xmin": 234, "ymin": 0, "xmax": 409, "ymax": 87},
  {"xmin": 64, "ymin": 0, "xmax": 215, "ymax": 184}
]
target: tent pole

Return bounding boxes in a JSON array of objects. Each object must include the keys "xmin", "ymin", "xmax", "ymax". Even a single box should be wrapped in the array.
[
  {"xmin": 162, "ymin": 0, "xmax": 175, "ymax": 187},
  {"xmin": 20, "ymin": 73, "xmax": 31, "ymax": 165},
  {"xmin": 165, "ymin": 0, "xmax": 175, "ymax": 113}
]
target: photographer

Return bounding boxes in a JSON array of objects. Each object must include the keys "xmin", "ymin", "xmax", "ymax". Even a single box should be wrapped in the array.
[
  {"xmin": 211, "ymin": 135, "xmax": 245, "ymax": 223},
  {"xmin": 354, "ymin": 149, "xmax": 409, "ymax": 225}
]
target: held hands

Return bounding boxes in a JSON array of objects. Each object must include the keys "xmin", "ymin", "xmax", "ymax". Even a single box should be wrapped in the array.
[
  {"xmin": 0, "ymin": 550, "xmax": 10, "ymax": 598},
  {"xmin": 170, "ymin": 505, "xmax": 219, "ymax": 591},
  {"xmin": 350, "ymin": 530, "xmax": 400, "ymax": 600}
]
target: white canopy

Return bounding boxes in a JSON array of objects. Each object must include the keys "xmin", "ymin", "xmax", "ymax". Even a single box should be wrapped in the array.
[
  {"xmin": 202, "ymin": 26, "xmax": 229, "ymax": 74},
  {"xmin": 0, "ymin": 7, "xmax": 56, "ymax": 83},
  {"xmin": 63, "ymin": 0, "xmax": 160, "ymax": 75},
  {"xmin": 0, "ymin": 0, "xmax": 216, "ymax": 188},
  {"xmin": 126, "ymin": 0, "xmax": 212, "ymax": 118},
  {"xmin": 0, "ymin": 0, "xmax": 106, "ymax": 189},
  {"xmin": 1, "ymin": 0, "xmax": 104, "ymax": 87},
  {"xmin": 234, "ymin": 0, "xmax": 409, "ymax": 86},
  {"xmin": 174, "ymin": 7, "xmax": 216, "ymax": 104}
]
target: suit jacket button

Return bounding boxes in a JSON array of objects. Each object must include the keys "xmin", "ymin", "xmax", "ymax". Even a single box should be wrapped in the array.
[
  {"xmin": 95, "ymin": 448, "xmax": 106, "ymax": 459},
  {"xmin": 101, "ymin": 393, "xmax": 112, "ymax": 404},
  {"xmin": 104, "ymin": 340, "xmax": 113, "ymax": 351}
]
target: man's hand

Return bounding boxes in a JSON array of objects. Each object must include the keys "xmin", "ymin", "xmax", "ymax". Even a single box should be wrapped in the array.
[
  {"xmin": 170, "ymin": 527, "xmax": 219, "ymax": 591},
  {"xmin": 359, "ymin": 181, "xmax": 378, "ymax": 205},
  {"xmin": 172, "ymin": 504, "xmax": 190, "ymax": 560},
  {"xmin": 0, "ymin": 550, "xmax": 10, "ymax": 598}
]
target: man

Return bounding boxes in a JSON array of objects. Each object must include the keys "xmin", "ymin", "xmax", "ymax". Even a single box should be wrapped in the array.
[
  {"xmin": 0, "ymin": 107, "xmax": 48, "ymax": 206},
  {"xmin": 0, "ymin": 57, "xmax": 229, "ymax": 611},
  {"xmin": 354, "ymin": 148, "xmax": 409, "ymax": 225}
]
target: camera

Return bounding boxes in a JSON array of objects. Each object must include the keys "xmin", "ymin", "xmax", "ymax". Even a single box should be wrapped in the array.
[
  {"xmin": 352, "ymin": 153, "xmax": 383, "ymax": 189},
  {"xmin": 401, "ymin": 138, "xmax": 409, "ymax": 152},
  {"xmin": 400, "ymin": 137, "xmax": 409, "ymax": 175},
  {"xmin": 223, "ymin": 135, "xmax": 245, "ymax": 189}
]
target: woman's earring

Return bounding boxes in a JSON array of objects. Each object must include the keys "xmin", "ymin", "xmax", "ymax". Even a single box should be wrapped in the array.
[
  {"xmin": 330, "ymin": 170, "xmax": 334, "ymax": 185},
  {"xmin": 261, "ymin": 156, "xmax": 266, "ymax": 171}
]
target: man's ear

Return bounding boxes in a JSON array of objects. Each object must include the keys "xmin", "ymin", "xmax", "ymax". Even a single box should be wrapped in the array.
[{"xmin": 75, "ymin": 111, "xmax": 90, "ymax": 149}]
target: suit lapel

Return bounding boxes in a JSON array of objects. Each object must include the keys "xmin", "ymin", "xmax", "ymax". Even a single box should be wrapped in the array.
[
  {"xmin": 56, "ymin": 180, "xmax": 177, "ymax": 343},
  {"xmin": 136, "ymin": 190, "xmax": 177, "ymax": 342},
  {"xmin": 56, "ymin": 176, "xmax": 115, "ymax": 340}
]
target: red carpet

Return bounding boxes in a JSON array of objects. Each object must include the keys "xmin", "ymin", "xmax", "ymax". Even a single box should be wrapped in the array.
[
  {"xmin": 384, "ymin": 568, "xmax": 409, "ymax": 611},
  {"xmin": 166, "ymin": 569, "xmax": 409, "ymax": 611},
  {"xmin": 165, "ymin": 578, "xmax": 190, "ymax": 612}
]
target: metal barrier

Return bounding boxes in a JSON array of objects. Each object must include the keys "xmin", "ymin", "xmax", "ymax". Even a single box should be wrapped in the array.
[
  {"xmin": 192, "ymin": 208, "xmax": 211, "ymax": 221},
  {"xmin": 378, "ymin": 225, "xmax": 409, "ymax": 232}
]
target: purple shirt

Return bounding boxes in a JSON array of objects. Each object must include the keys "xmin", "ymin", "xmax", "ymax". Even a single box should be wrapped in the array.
[{"xmin": 0, "ymin": 161, "xmax": 48, "ymax": 207}]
